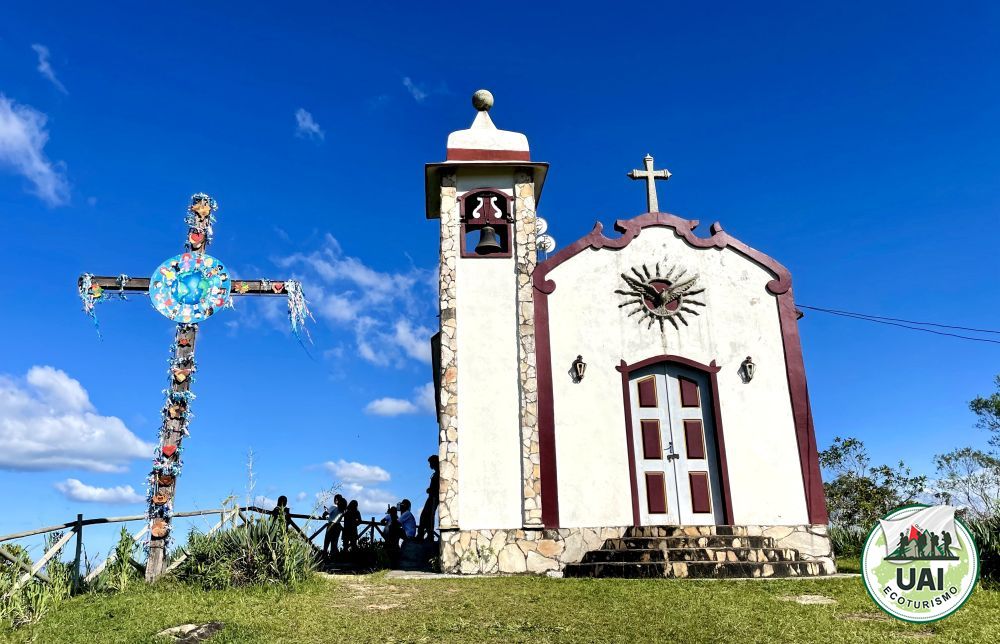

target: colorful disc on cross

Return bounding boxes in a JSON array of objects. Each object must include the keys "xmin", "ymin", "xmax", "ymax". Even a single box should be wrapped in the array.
[{"xmin": 149, "ymin": 253, "xmax": 231, "ymax": 323}]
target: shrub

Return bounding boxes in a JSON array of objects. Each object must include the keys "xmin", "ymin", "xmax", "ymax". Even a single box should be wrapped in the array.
[
  {"xmin": 966, "ymin": 514, "xmax": 1000, "ymax": 587},
  {"xmin": 92, "ymin": 527, "xmax": 141, "ymax": 594},
  {"xmin": 0, "ymin": 535, "xmax": 73, "ymax": 629},
  {"xmin": 174, "ymin": 515, "xmax": 317, "ymax": 589},
  {"xmin": 829, "ymin": 525, "xmax": 866, "ymax": 558}
]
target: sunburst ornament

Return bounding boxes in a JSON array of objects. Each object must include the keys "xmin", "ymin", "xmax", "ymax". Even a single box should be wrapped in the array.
[{"xmin": 616, "ymin": 261, "xmax": 706, "ymax": 332}]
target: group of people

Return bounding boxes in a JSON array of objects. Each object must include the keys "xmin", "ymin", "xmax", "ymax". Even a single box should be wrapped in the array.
[{"xmin": 320, "ymin": 455, "xmax": 440, "ymax": 566}]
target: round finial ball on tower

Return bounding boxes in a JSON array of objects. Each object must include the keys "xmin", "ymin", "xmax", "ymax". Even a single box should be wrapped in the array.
[{"xmin": 472, "ymin": 89, "xmax": 494, "ymax": 111}]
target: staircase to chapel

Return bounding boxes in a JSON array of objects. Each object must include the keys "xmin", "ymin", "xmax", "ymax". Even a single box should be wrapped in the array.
[{"xmin": 563, "ymin": 526, "xmax": 826, "ymax": 579}]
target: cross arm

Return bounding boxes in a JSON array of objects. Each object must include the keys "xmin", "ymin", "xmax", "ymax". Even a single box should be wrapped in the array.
[{"xmin": 78, "ymin": 275, "xmax": 294, "ymax": 296}]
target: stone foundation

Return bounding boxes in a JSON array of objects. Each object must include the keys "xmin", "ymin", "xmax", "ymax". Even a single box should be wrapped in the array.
[{"xmin": 438, "ymin": 524, "xmax": 835, "ymax": 575}]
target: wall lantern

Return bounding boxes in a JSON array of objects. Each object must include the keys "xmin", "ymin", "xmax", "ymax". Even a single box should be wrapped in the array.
[
  {"xmin": 740, "ymin": 356, "xmax": 756, "ymax": 383},
  {"xmin": 571, "ymin": 355, "xmax": 587, "ymax": 383}
]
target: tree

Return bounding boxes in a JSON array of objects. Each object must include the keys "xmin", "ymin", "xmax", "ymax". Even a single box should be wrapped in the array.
[
  {"xmin": 932, "ymin": 447, "xmax": 1000, "ymax": 521},
  {"xmin": 969, "ymin": 374, "xmax": 1000, "ymax": 449},
  {"xmin": 819, "ymin": 437, "xmax": 927, "ymax": 530}
]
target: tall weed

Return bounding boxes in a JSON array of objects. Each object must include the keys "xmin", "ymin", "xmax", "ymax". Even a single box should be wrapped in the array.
[
  {"xmin": 0, "ymin": 534, "xmax": 73, "ymax": 629},
  {"xmin": 174, "ymin": 515, "xmax": 317, "ymax": 589}
]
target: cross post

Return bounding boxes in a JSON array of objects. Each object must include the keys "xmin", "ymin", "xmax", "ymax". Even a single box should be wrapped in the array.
[
  {"xmin": 77, "ymin": 193, "xmax": 311, "ymax": 581},
  {"xmin": 627, "ymin": 153, "xmax": 671, "ymax": 213}
]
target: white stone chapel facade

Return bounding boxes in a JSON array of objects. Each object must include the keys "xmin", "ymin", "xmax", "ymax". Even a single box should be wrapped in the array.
[{"xmin": 426, "ymin": 92, "xmax": 834, "ymax": 575}]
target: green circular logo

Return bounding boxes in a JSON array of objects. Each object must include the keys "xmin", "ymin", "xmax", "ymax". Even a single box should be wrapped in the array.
[{"xmin": 861, "ymin": 504, "xmax": 979, "ymax": 623}]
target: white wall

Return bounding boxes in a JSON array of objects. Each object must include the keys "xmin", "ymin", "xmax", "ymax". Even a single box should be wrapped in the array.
[
  {"xmin": 546, "ymin": 226, "xmax": 809, "ymax": 527},
  {"xmin": 454, "ymin": 176, "xmax": 523, "ymax": 529}
]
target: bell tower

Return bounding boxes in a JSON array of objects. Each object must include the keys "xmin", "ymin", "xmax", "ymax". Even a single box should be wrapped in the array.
[{"xmin": 426, "ymin": 90, "xmax": 548, "ymax": 542}]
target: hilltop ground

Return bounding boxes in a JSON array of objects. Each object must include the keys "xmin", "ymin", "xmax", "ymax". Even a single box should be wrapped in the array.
[{"xmin": 2, "ymin": 564, "xmax": 997, "ymax": 643}]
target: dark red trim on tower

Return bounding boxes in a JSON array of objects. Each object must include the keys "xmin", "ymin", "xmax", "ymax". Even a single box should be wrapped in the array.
[
  {"xmin": 531, "ymin": 211, "xmax": 829, "ymax": 528},
  {"xmin": 446, "ymin": 148, "xmax": 531, "ymax": 162}
]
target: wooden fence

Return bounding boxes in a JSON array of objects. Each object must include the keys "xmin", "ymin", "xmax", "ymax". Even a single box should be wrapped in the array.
[{"xmin": 0, "ymin": 505, "xmax": 395, "ymax": 589}]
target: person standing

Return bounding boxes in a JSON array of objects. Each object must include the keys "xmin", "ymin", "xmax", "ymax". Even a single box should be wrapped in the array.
[
  {"xmin": 322, "ymin": 494, "xmax": 347, "ymax": 560},
  {"xmin": 398, "ymin": 499, "xmax": 417, "ymax": 539},
  {"xmin": 342, "ymin": 500, "xmax": 362, "ymax": 552},
  {"xmin": 380, "ymin": 505, "xmax": 404, "ymax": 567},
  {"xmin": 417, "ymin": 455, "xmax": 439, "ymax": 542}
]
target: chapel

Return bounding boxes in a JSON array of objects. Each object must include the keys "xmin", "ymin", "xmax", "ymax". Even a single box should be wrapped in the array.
[{"xmin": 426, "ymin": 91, "xmax": 835, "ymax": 577}]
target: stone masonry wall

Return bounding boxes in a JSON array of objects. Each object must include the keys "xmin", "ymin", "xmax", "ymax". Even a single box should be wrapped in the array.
[
  {"xmin": 513, "ymin": 170, "xmax": 542, "ymax": 528},
  {"xmin": 439, "ymin": 524, "xmax": 836, "ymax": 575},
  {"xmin": 436, "ymin": 171, "xmax": 460, "ymax": 530}
]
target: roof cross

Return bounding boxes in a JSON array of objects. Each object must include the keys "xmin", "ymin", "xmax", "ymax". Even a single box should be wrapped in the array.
[{"xmin": 627, "ymin": 153, "xmax": 671, "ymax": 213}]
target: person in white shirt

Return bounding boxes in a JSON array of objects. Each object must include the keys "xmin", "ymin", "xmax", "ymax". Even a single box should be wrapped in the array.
[{"xmin": 322, "ymin": 494, "xmax": 346, "ymax": 560}]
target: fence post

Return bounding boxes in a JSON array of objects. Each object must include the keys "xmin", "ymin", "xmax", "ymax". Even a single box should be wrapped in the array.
[{"xmin": 72, "ymin": 513, "xmax": 83, "ymax": 591}]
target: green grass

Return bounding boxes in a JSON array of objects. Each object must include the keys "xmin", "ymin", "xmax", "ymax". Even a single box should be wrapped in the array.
[{"xmin": 2, "ymin": 572, "xmax": 998, "ymax": 643}]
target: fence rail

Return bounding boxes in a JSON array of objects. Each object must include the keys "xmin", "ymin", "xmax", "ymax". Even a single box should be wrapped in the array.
[{"xmin": 0, "ymin": 505, "xmax": 399, "ymax": 588}]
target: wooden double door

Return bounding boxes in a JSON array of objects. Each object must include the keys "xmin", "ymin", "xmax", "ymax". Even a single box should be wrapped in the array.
[{"xmin": 629, "ymin": 364, "xmax": 724, "ymax": 525}]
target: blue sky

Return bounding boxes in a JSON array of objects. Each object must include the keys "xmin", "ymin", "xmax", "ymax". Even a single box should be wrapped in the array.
[{"xmin": 1, "ymin": 2, "xmax": 998, "ymax": 554}]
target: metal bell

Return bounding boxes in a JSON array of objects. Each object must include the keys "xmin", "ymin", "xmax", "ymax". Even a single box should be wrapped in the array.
[{"xmin": 475, "ymin": 225, "xmax": 502, "ymax": 255}]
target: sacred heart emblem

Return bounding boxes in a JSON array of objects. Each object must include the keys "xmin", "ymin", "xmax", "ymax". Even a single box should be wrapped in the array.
[
  {"xmin": 271, "ymin": 282, "xmax": 285, "ymax": 294},
  {"xmin": 152, "ymin": 493, "xmax": 169, "ymax": 505},
  {"xmin": 188, "ymin": 231, "xmax": 205, "ymax": 247},
  {"xmin": 616, "ymin": 260, "xmax": 706, "ymax": 333},
  {"xmin": 161, "ymin": 445, "xmax": 178, "ymax": 458},
  {"xmin": 151, "ymin": 519, "xmax": 170, "ymax": 538}
]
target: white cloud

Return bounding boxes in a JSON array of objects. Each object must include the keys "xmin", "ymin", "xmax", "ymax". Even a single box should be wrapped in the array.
[
  {"xmin": 341, "ymin": 482, "xmax": 398, "ymax": 516},
  {"xmin": 295, "ymin": 108, "xmax": 325, "ymax": 141},
  {"xmin": 364, "ymin": 382, "xmax": 435, "ymax": 416},
  {"xmin": 0, "ymin": 366, "xmax": 153, "ymax": 472},
  {"xmin": 54, "ymin": 479, "xmax": 143, "ymax": 504},
  {"xmin": 31, "ymin": 44, "xmax": 67, "ymax": 94},
  {"xmin": 393, "ymin": 319, "xmax": 432, "ymax": 363},
  {"xmin": 324, "ymin": 459, "xmax": 390, "ymax": 484},
  {"xmin": 277, "ymin": 234, "xmax": 436, "ymax": 367},
  {"xmin": 254, "ymin": 495, "xmax": 277, "ymax": 510},
  {"xmin": 414, "ymin": 382, "xmax": 436, "ymax": 413},
  {"xmin": 317, "ymin": 462, "xmax": 396, "ymax": 515},
  {"xmin": 295, "ymin": 491, "xmax": 308, "ymax": 502},
  {"xmin": 0, "ymin": 95, "xmax": 70, "ymax": 206},
  {"xmin": 402, "ymin": 77, "xmax": 428, "ymax": 103},
  {"xmin": 365, "ymin": 397, "xmax": 418, "ymax": 416}
]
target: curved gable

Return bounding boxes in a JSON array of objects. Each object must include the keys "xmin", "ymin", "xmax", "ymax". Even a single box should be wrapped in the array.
[{"xmin": 532, "ymin": 211, "xmax": 827, "ymax": 527}]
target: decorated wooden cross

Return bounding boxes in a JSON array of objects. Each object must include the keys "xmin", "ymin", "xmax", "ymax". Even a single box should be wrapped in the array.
[{"xmin": 77, "ymin": 193, "xmax": 312, "ymax": 580}]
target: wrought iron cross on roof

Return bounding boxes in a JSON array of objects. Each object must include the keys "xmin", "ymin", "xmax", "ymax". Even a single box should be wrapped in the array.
[
  {"xmin": 76, "ymin": 193, "xmax": 313, "ymax": 581},
  {"xmin": 627, "ymin": 153, "xmax": 671, "ymax": 213}
]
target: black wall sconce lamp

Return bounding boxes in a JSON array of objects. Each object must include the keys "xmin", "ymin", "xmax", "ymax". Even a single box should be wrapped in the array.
[
  {"xmin": 740, "ymin": 356, "xmax": 755, "ymax": 383},
  {"xmin": 571, "ymin": 355, "xmax": 587, "ymax": 383}
]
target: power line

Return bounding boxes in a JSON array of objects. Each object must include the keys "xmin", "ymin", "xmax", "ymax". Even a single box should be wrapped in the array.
[
  {"xmin": 798, "ymin": 305, "xmax": 1000, "ymax": 346},
  {"xmin": 798, "ymin": 305, "xmax": 1000, "ymax": 335}
]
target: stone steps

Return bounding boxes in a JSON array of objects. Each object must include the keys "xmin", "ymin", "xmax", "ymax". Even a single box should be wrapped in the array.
[
  {"xmin": 603, "ymin": 535, "xmax": 776, "ymax": 550},
  {"xmin": 624, "ymin": 525, "xmax": 761, "ymax": 538},
  {"xmin": 567, "ymin": 525, "xmax": 828, "ymax": 579},
  {"xmin": 582, "ymin": 549, "xmax": 666, "ymax": 563},
  {"xmin": 564, "ymin": 560, "xmax": 822, "ymax": 579},
  {"xmin": 666, "ymin": 547, "xmax": 799, "ymax": 563}
]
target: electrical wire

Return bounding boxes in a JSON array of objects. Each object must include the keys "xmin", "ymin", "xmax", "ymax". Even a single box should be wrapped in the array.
[{"xmin": 798, "ymin": 305, "xmax": 1000, "ymax": 345}]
